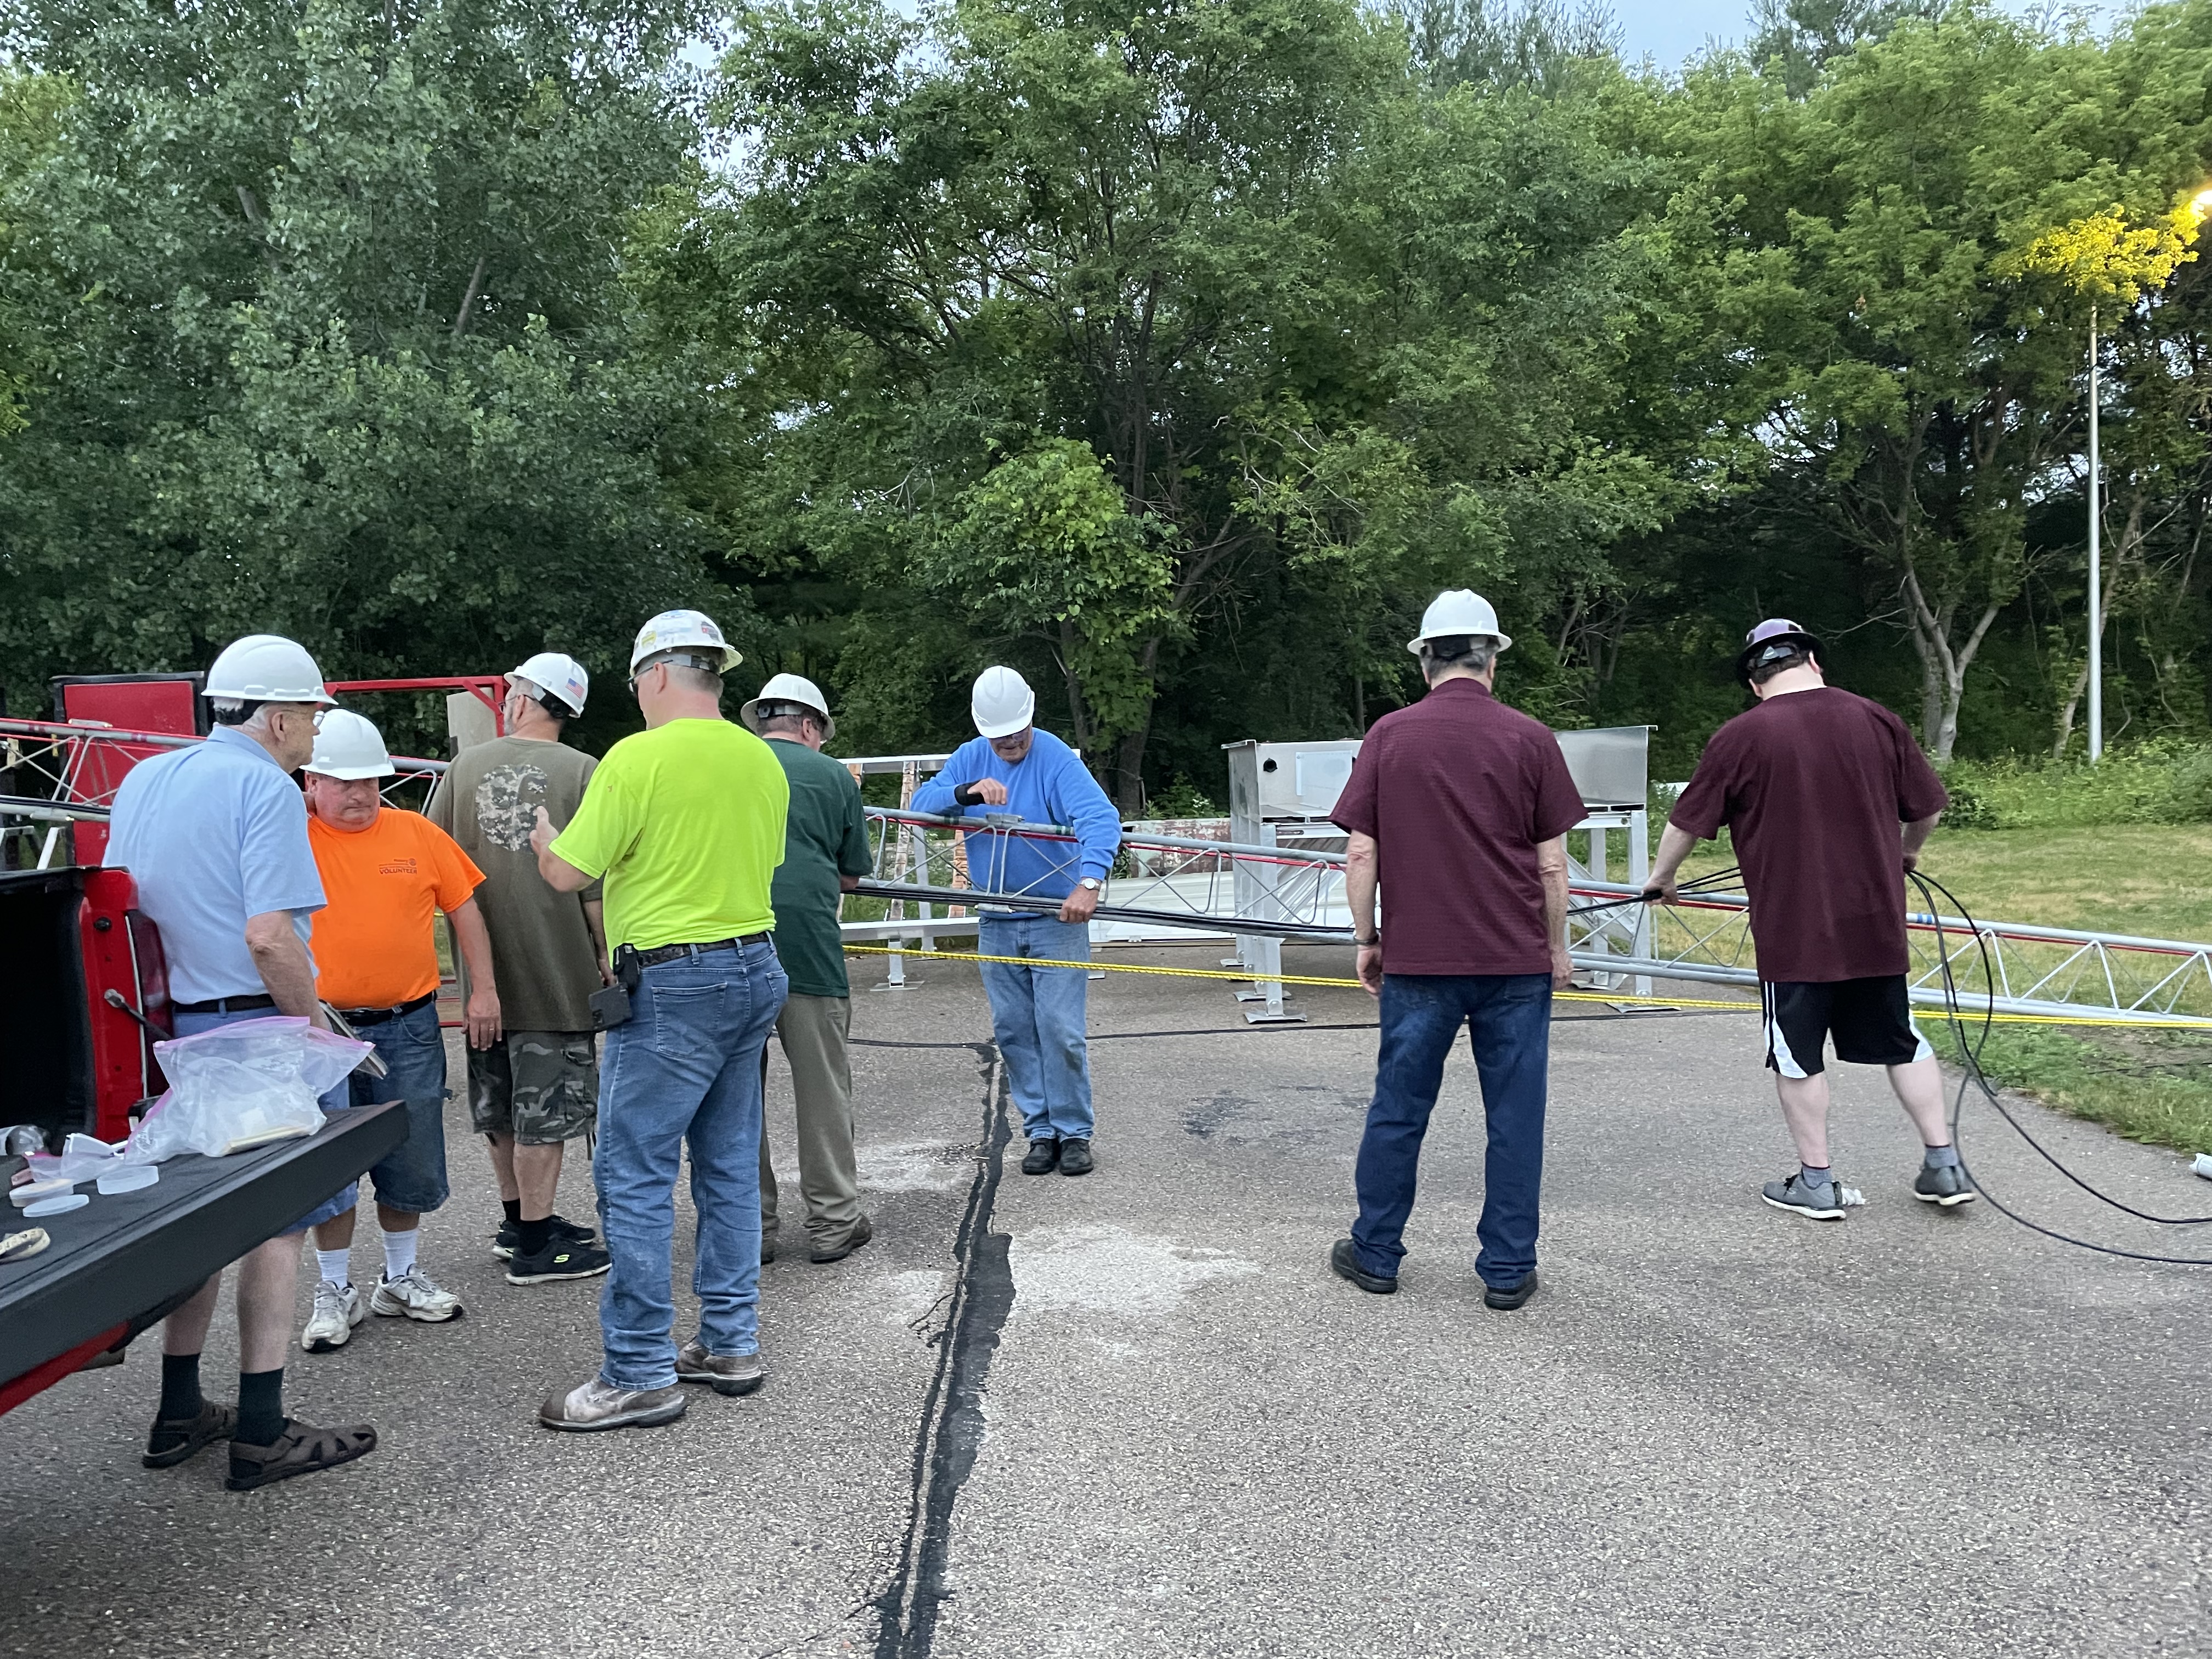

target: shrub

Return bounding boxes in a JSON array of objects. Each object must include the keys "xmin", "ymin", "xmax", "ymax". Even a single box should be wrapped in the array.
[{"xmin": 1939, "ymin": 738, "xmax": 2212, "ymax": 830}]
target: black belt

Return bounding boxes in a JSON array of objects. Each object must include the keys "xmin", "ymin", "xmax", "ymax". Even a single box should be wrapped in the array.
[
  {"xmin": 633, "ymin": 933, "xmax": 771, "ymax": 969},
  {"xmin": 336, "ymin": 991, "xmax": 438, "ymax": 1026},
  {"xmin": 172, "ymin": 994, "xmax": 276, "ymax": 1015}
]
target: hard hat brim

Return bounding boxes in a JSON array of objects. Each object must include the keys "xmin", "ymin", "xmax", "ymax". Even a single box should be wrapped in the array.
[
  {"xmin": 303, "ymin": 762, "xmax": 396, "ymax": 781},
  {"xmin": 739, "ymin": 697, "xmax": 835, "ymax": 742},
  {"xmin": 1406, "ymin": 630, "xmax": 1512, "ymax": 656},
  {"xmin": 1735, "ymin": 630, "xmax": 1822, "ymax": 686}
]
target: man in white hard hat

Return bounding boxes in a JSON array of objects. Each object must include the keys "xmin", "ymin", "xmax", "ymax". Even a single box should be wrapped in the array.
[
  {"xmin": 532, "ymin": 609, "xmax": 791, "ymax": 1432},
  {"xmin": 296, "ymin": 709, "xmax": 498, "ymax": 1351},
  {"xmin": 428, "ymin": 653, "xmax": 613, "ymax": 1285},
  {"xmin": 1327, "ymin": 592, "xmax": 1583, "ymax": 1312},
  {"xmin": 1645, "ymin": 619, "xmax": 1959, "ymax": 1220},
  {"xmin": 911, "ymin": 667, "xmax": 1122, "ymax": 1177},
  {"xmin": 740, "ymin": 673, "xmax": 873, "ymax": 1263},
  {"xmin": 104, "ymin": 634, "xmax": 377, "ymax": 1490}
]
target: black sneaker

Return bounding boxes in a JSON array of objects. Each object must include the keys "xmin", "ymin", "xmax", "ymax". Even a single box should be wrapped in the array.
[
  {"xmin": 1913, "ymin": 1163, "xmax": 1977, "ymax": 1206},
  {"xmin": 1483, "ymin": 1272, "xmax": 1538, "ymax": 1311},
  {"xmin": 1058, "ymin": 1139, "xmax": 1094, "ymax": 1177},
  {"xmin": 505, "ymin": 1238, "xmax": 612, "ymax": 1284},
  {"xmin": 1329, "ymin": 1237, "xmax": 1397, "ymax": 1295},
  {"xmin": 493, "ymin": 1213, "xmax": 596, "ymax": 1261},
  {"xmin": 1020, "ymin": 1138, "xmax": 1060, "ymax": 1175}
]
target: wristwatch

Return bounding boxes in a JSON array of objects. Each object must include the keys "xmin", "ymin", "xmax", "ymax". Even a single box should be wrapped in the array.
[{"xmin": 1079, "ymin": 878, "xmax": 1102, "ymax": 892}]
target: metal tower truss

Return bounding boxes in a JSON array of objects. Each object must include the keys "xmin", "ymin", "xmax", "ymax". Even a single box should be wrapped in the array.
[{"xmin": 853, "ymin": 806, "xmax": 2212, "ymax": 1028}]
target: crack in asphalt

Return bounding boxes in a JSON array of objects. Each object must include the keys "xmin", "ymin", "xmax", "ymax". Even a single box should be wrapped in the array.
[{"xmin": 870, "ymin": 1041, "xmax": 1015, "ymax": 1658}]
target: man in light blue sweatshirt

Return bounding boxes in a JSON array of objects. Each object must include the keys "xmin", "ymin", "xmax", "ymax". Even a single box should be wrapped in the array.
[{"xmin": 910, "ymin": 667, "xmax": 1123, "ymax": 1176}]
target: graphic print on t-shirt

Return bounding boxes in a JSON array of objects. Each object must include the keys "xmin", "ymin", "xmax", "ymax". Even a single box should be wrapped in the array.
[{"xmin": 475, "ymin": 763, "xmax": 552, "ymax": 853}]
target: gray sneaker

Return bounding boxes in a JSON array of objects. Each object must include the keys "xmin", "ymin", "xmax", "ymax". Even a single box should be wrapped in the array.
[
  {"xmin": 538, "ymin": 1376, "xmax": 687, "ymax": 1432},
  {"xmin": 1912, "ymin": 1163, "xmax": 1977, "ymax": 1206},
  {"xmin": 675, "ymin": 1340, "xmax": 767, "ymax": 1397},
  {"xmin": 1760, "ymin": 1171, "xmax": 1847, "ymax": 1221}
]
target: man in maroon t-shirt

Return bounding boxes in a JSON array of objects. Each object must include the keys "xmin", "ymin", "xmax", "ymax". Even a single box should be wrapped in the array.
[
  {"xmin": 1647, "ymin": 619, "xmax": 1971, "ymax": 1220},
  {"xmin": 1327, "ymin": 590, "xmax": 1585, "ymax": 1310}
]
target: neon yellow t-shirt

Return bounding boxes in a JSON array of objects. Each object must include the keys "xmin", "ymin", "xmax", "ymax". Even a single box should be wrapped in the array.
[{"xmin": 550, "ymin": 719, "xmax": 789, "ymax": 952}]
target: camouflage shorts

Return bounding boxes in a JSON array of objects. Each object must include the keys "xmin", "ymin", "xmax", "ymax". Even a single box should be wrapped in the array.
[{"xmin": 467, "ymin": 1031, "xmax": 599, "ymax": 1145}]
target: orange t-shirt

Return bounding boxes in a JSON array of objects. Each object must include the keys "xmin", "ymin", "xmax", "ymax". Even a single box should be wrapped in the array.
[{"xmin": 307, "ymin": 808, "xmax": 485, "ymax": 1010}]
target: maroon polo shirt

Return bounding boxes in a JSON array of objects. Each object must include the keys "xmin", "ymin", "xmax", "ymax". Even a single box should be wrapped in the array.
[
  {"xmin": 1669, "ymin": 686, "xmax": 1948, "ymax": 984},
  {"xmin": 1331, "ymin": 678, "xmax": 1586, "ymax": 976}
]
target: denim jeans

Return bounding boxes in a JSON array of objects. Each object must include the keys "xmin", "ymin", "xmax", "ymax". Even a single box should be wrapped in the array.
[
  {"xmin": 594, "ymin": 940, "xmax": 787, "ymax": 1391},
  {"xmin": 977, "ymin": 913, "xmax": 1093, "ymax": 1142},
  {"xmin": 1350, "ymin": 972, "xmax": 1553, "ymax": 1290}
]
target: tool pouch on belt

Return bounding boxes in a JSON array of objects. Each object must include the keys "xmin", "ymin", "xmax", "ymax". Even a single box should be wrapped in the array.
[{"xmin": 590, "ymin": 945, "xmax": 641, "ymax": 1030}]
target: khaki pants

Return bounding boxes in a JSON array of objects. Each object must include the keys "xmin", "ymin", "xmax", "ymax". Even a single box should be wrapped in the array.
[{"xmin": 759, "ymin": 992, "xmax": 865, "ymax": 1249}]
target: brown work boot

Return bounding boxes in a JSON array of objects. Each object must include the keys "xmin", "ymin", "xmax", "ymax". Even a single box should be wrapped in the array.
[
  {"xmin": 674, "ymin": 1340, "xmax": 767, "ymax": 1397},
  {"xmin": 538, "ymin": 1375, "xmax": 687, "ymax": 1432}
]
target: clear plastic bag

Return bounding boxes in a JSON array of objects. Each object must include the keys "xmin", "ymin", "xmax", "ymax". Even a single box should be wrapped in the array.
[
  {"xmin": 25, "ymin": 1132, "xmax": 127, "ymax": 1185},
  {"xmin": 125, "ymin": 1017, "xmax": 371, "ymax": 1163}
]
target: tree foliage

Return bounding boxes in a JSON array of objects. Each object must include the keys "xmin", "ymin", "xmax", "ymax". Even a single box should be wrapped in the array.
[{"xmin": 5, "ymin": 0, "xmax": 2212, "ymax": 794}]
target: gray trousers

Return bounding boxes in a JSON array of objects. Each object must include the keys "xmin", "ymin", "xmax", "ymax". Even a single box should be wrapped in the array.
[{"xmin": 759, "ymin": 992, "xmax": 865, "ymax": 1248}]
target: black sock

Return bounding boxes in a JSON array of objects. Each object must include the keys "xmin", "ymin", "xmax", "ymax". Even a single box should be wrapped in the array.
[
  {"xmin": 516, "ymin": 1214, "xmax": 554, "ymax": 1256},
  {"xmin": 158, "ymin": 1353, "xmax": 203, "ymax": 1422},
  {"xmin": 502, "ymin": 1198, "xmax": 522, "ymax": 1226},
  {"xmin": 234, "ymin": 1369, "xmax": 286, "ymax": 1447}
]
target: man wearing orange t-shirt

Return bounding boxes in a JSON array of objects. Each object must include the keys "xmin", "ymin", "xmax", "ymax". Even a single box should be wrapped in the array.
[{"xmin": 297, "ymin": 710, "xmax": 499, "ymax": 1354}]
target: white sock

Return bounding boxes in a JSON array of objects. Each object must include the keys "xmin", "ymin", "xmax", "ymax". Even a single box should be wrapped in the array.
[
  {"xmin": 315, "ymin": 1249, "xmax": 352, "ymax": 1289},
  {"xmin": 381, "ymin": 1228, "xmax": 419, "ymax": 1283}
]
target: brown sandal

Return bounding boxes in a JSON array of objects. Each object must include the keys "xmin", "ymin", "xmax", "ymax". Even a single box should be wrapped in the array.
[
  {"xmin": 142, "ymin": 1400, "xmax": 237, "ymax": 1469},
  {"xmin": 224, "ymin": 1418, "xmax": 377, "ymax": 1491}
]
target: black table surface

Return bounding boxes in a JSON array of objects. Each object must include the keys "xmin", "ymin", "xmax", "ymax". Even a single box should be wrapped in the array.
[{"xmin": 0, "ymin": 1100, "xmax": 406, "ymax": 1384}]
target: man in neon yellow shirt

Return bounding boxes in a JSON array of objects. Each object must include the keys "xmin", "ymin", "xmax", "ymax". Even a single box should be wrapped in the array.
[{"xmin": 527, "ymin": 610, "xmax": 792, "ymax": 1432}]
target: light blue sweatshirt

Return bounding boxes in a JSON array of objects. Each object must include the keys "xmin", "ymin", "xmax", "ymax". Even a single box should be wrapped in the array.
[{"xmin": 909, "ymin": 730, "xmax": 1122, "ymax": 901}]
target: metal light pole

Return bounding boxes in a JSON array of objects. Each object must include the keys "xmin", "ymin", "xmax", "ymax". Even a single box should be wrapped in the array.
[{"xmin": 2086, "ymin": 303, "xmax": 2102, "ymax": 763}]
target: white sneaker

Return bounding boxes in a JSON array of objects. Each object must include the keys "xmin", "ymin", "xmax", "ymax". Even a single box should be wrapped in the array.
[
  {"xmin": 369, "ymin": 1267, "xmax": 463, "ymax": 1323},
  {"xmin": 302, "ymin": 1279, "xmax": 364, "ymax": 1353}
]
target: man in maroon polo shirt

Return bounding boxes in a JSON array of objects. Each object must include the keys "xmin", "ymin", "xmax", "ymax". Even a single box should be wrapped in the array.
[
  {"xmin": 1327, "ymin": 590, "xmax": 1584, "ymax": 1310},
  {"xmin": 1646, "ymin": 619, "xmax": 1968, "ymax": 1221}
]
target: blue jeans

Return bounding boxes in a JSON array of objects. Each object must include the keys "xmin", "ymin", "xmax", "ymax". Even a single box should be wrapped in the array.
[
  {"xmin": 309, "ymin": 998, "xmax": 452, "ymax": 1223},
  {"xmin": 978, "ymin": 913, "xmax": 1093, "ymax": 1142},
  {"xmin": 1350, "ymin": 973, "xmax": 1553, "ymax": 1290},
  {"xmin": 594, "ymin": 940, "xmax": 787, "ymax": 1391}
]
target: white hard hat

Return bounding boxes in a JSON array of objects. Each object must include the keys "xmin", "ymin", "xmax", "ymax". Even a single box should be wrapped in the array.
[
  {"xmin": 305, "ymin": 709, "xmax": 395, "ymax": 780},
  {"xmin": 1407, "ymin": 589, "xmax": 1512, "ymax": 656},
  {"xmin": 509, "ymin": 652, "xmax": 590, "ymax": 716},
  {"xmin": 629, "ymin": 609, "xmax": 740, "ymax": 675},
  {"xmin": 740, "ymin": 672, "xmax": 835, "ymax": 742},
  {"xmin": 970, "ymin": 666, "xmax": 1035, "ymax": 740},
  {"xmin": 204, "ymin": 634, "xmax": 337, "ymax": 705}
]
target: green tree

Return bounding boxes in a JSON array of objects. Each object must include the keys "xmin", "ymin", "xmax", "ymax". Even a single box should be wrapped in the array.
[{"xmin": 0, "ymin": 0, "xmax": 720, "ymax": 731}]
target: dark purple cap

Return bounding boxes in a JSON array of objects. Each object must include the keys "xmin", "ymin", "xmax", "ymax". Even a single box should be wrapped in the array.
[{"xmin": 1735, "ymin": 618, "xmax": 1822, "ymax": 686}]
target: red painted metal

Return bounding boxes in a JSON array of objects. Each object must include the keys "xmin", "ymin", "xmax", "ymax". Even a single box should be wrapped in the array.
[
  {"xmin": 74, "ymin": 869, "xmax": 155, "ymax": 1137},
  {"xmin": 325, "ymin": 675, "xmax": 509, "ymax": 737},
  {"xmin": 0, "ymin": 1324, "xmax": 128, "ymax": 1417}
]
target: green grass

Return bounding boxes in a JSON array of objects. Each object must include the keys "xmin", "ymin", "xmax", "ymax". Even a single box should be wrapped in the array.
[{"xmin": 1673, "ymin": 821, "xmax": 2212, "ymax": 1158}]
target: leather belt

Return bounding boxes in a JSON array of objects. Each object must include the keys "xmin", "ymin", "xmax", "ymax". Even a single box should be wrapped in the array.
[
  {"xmin": 336, "ymin": 991, "xmax": 438, "ymax": 1026},
  {"xmin": 172, "ymin": 994, "xmax": 277, "ymax": 1015},
  {"xmin": 633, "ymin": 933, "xmax": 771, "ymax": 969}
]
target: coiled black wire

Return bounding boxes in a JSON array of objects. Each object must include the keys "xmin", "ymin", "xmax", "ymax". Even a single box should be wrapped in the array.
[
  {"xmin": 1906, "ymin": 866, "xmax": 2212, "ymax": 1265},
  {"xmin": 1568, "ymin": 865, "xmax": 1741, "ymax": 918}
]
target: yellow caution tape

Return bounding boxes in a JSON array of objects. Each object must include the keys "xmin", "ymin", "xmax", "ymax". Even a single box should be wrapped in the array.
[{"xmin": 841, "ymin": 943, "xmax": 2212, "ymax": 1030}]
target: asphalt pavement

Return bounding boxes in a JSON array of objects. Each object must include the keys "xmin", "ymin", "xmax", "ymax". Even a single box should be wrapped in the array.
[{"xmin": 1, "ymin": 945, "xmax": 2207, "ymax": 1658}]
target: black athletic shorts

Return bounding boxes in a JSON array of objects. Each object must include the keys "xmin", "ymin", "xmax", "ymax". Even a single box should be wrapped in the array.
[{"xmin": 1760, "ymin": 975, "xmax": 1932, "ymax": 1078}]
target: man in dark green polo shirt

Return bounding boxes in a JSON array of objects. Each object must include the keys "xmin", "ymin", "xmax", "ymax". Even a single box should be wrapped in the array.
[{"xmin": 741, "ymin": 673, "xmax": 874, "ymax": 1264}]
